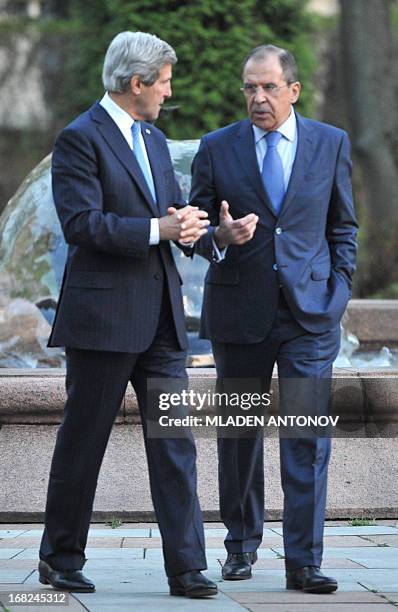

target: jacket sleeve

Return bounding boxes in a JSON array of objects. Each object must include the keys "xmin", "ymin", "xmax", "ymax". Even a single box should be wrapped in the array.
[
  {"xmin": 326, "ymin": 131, "xmax": 358, "ymax": 289},
  {"xmin": 52, "ymin": 127, "xmax": 151, "ymax": 259},
  {"xmin": 189, "ymin": 137, "xmax": 220, "ymax": 262}
]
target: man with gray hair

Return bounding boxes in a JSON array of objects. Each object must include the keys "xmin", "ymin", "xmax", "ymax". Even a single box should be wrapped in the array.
[
  {"xmin": 192, "ymin": 43, "xmax": 357, "ymax": 592},
  {"xmin": 38, "ymin": 31, "xmax": 217, "ymax": 599}
]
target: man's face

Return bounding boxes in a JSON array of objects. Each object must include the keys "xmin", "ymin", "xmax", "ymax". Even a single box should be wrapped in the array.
[
  {"xmin": 135, "ymin": 63, "xmax": 172, "ymax": 121},
  {"xmin": 242, "ymin": 55, "xmax": 300, "ymax": 131}
]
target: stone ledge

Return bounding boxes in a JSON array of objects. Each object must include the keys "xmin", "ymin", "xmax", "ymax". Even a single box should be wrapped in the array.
[
  {"xmin": 345, "ymin": 299, "xmax": 398, "ymax": 346},
  {"xmin": 1, "ymin": 425, "xmax": 397, "ymax": 521},
  {"xmin": 1, "ymin": 508, "xmax": 397, "ymax": 523},
  {"xmin": 0, "ymin": 367, "xmax": 397, "ymax": 428}
]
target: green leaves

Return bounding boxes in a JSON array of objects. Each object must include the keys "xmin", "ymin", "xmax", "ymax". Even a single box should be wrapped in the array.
[{"xmin": 55, "ymin": 0, "xmax": 316, "ymax": 138}]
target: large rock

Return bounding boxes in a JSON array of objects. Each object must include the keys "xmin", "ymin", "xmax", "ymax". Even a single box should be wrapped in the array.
[{"xmin": 0, "ymin": 298, "xmax": 64, "ymax": 368}]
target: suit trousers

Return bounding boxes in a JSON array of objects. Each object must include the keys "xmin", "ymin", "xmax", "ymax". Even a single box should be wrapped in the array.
[
  {"xmin": 39, "ymin": 289, "xmax": 206, "ymax": 577},
  {"xmin": 212, "ymin": 294, "xmax": 340, "ymax": 570}
]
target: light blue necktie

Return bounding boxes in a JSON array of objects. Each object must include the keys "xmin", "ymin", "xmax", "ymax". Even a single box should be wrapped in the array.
[
  {"xmin": 261, "ymin": 131, "xmax": 285, "ymax": 215},
  {"xmin": 131, "ymin": 121, "xmax": 157, "ymax": 203}
]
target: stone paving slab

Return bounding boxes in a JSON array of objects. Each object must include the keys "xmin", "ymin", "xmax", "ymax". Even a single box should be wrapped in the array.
[
  {"xmin": 317, "ymin": 536, "xmax": 382, "ymax": 547},
  {"xmin": 228, "ymin": 590, "xmax": 386, "ymax": 604},
  {"xmin": 0, "ymin": 560, "xmax": 43, "ymax": 571},
  {"xmin": 0, "ymin": 568, "xmax": 34, "ymax": 583},
  {"xmin": 327, "ymin": 547, "xmax": 398, "ymax": 560},
  {"xmin": 202, "ymin": 537, "xmax": 284, "ymax": 548},
  {"xmin": 23, "ymin": 569, "xmax": 167, "ymax": 588},
  {"xmin": 202, "ymin": 568, "xmax": 389, "ymax": 593},
  {"xmin": 346, "ymin": 549, "xmax": 398, "ymax": 568},
  {"xmin": 121, "ymin": 537, "xmax": 162, "ymax": 548},
  {"xmin": 0, "ymin": 537, "xmax": 126, "ymax": 549},
  {"xmin": 253, "ymin": 558, "xmax": 365, "ymax": 569},
  {"xmin": 144, "ymin": 547, "xmax": 280, "ymax": 560},
  {"xmin": 364, "ymin": 534, "xmax": 398, "ymax": 546},
  {"xmin": 75, "ymin": 589, "xmax": 242, "ymax": 611},
  {"xmin": 0, "ymin": 550, "xmax": 23, "ymax": 560},
  {"xmin": 2, "ymin": 524, "xmax": 398, "ymax": 610},
  {"xmin": 0, "ymin": 530, "xmax": 26, "ymax": 539},
  {"xmin": 273, "ymin": 536, "xmax": 379, "ymax": 550},
  {"xmin": 271, "ymin": 526, "xmax": 398, "ymax": 536},
  {"xmin": 380, "ymin": 593, "xmax": 398, "ymax": 603},
  {"xmin": 13, "ymin": 548, "xmax": 145, "ymax": 560},
  {"xmin": 273, "ymin": 547, "xmax": 392, "ymax": 558},
  {"xmin": 151, "ymin": 527, "xmax": 279, "ymax": 538},
  {"xmin": 17, "ymin": 528, "xmax": 151, "ymax": 538},
  {"xmin": 243, "ymin": 604, "xmax": 397, "ymax": 611},
  {"xmin": 355, "ymin": 570, "xmax": 398, "ymax": 592}
]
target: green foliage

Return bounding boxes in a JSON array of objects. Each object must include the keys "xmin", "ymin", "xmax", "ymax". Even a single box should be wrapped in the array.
[
  {"xmin": 370, "ymin": 282, "xmax": 398, "ymax": 299},
  {"xmin": 393, "ymin": 1, "xmax": 398, "ymax": 30},
  {"xmin": 349, "ymin": 518, "xmax": 376, "ymax": 527},
  {"xmin": 106, "ymin": 517, "xmax": 123, "ymax": 528},
  {"xmin": 51, "ymin": 0, "xmax": 316, "ymax": 137}
]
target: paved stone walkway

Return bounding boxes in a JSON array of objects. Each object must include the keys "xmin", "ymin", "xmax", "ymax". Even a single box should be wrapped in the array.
[{"xmin": 0, "ymin": 522, "xmax": 397, "ymax": 611}]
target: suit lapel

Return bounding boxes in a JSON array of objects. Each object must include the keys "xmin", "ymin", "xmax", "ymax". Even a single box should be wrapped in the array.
[
  {"xmin": 90, "ymin": 103, "xmax": 159, "ymax": 217},
  {"xmin": 233, "ymin": 119, "xmax": 277, "ymax": 218},
  {"xmin": 279, "ymin": 112, "xmax": 315, "ymax": 218}
]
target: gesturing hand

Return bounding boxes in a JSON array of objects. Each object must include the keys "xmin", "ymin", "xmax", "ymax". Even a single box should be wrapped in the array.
[
  {"xmin": 158, "ymin": 205, "xmax": 209, "ymax": 243},
  {"xmin": 214, "ymin": 200, "xmax": 259, "ymax": 249}
]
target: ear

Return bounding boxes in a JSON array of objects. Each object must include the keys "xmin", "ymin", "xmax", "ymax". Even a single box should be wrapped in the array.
[
  {"xmin": 130, "ymin": 75, "xmax": 142, "ymax": 96},
  {"xmin": 289, "ymin": 81, "xmax": 301, "ymax": 104}
]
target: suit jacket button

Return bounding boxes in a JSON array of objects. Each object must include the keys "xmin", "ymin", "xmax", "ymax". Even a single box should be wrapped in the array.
[
  {"xmin": 154, "ymin": 273, "xmax": 161, "ymax": 280},
  {"xmin": 273, "ymin": 263, "xmax": 278, "ymax": 271},
  {"xmin": 275, "ymin": 227, "xmax": 282, "ymax": 235}
]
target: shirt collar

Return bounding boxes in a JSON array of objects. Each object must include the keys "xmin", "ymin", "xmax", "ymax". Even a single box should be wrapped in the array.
[
  {"xmin": 252, "ymin": 107, "xmax": 297, "ymax": 144},
  {"xmin": 99, "ymin": 91, "xmax": 136, "ymax": 132}
]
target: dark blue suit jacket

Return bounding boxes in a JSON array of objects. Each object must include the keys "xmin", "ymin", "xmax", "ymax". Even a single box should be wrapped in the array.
[
  {"xmin": 191, "ymin": 112, "xmax": 358, "ymax": 342},
  {"xmin": 49, "ymin": 102, "xmax": 188, "ymax": 352}
]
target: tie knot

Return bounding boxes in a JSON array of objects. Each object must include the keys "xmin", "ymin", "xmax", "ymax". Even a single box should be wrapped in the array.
[
  {"xmin": 266, "ymin": 131, "xmax": 282, "ymax": 147},
  {"xmin": 131, "ymin": 121, "xmax": 141, "ymax": 137}
]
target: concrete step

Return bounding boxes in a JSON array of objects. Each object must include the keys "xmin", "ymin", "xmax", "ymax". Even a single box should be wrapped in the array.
[{"xmin": 1, "ymin": 423, "xmax": 397, "ymax": 521}]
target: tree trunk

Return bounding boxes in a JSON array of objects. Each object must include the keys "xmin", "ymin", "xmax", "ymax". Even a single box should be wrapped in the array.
[{"xmin": 340, "ymin": 0, "xmax": 398, "ymax": 296}]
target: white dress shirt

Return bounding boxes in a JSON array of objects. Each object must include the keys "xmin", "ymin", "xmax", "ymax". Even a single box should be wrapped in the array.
[
  {"xmin": 215, "ymin": 108, "xmax": 298, "ymax": 262},
  {"xmin": 99, "ymin": 92, "xmax": 160, "ymax": 245},
  {"xmin": 252, "ymin": 107, "xmax": 298, "ymax": 188}
]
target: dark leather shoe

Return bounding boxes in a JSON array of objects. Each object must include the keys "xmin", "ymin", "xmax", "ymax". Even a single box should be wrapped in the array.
[
  {"xmin": 286, "ymin": 566, "xmax": 338, "ymax": 593},
  {"xmin": 38, "ymin": 560, "xmax": 95, "ymax": 592},
  {"xmin": 168, "ymin": 570, "xmax": 218, "ymax": 598},
  {"xmin": 222, "ymin": 552, "xmax": 258, "ymax": 580}
]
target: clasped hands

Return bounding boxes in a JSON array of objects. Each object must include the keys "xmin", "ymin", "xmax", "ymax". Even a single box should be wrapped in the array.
[
  {"xmin": 158, "ymin": 200, "xmax": 258, "ymax": 247},
  {"xmin": 159, "ymin": 205, "xmax": 210, "ymax": 243}
]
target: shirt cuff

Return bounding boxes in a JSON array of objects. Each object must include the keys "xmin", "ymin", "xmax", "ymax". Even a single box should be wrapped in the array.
[
  {"xmin": 212, "ymin": 236, "xmax": 227, "ymax": 262},
  {"xmin": 149, "ymin": 218, "xmax": 160, "ymax": 245}
]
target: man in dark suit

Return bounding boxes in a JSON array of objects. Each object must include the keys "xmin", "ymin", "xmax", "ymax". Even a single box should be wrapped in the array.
[
  {"xmin": 38, "ymin": 31, "xmax": 217, "ymax": 599},
  {"xmin": 191, "ymin": 45, "xmax": 358, "ymax": 593}
]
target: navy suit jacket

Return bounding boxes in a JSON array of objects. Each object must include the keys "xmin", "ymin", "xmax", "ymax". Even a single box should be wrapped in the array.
[
  {"xmin": 191, "ymin": 112, "xmax": 358, "ymax": 342},
  {"xmin": 49, "ymin": 102, "xmax": 188, "ymax": 353}
]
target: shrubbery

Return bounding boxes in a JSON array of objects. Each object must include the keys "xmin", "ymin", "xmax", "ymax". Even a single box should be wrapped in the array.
[{"xmin": 55, "ymin": 0, "xmax": 316, "ymax": 138}]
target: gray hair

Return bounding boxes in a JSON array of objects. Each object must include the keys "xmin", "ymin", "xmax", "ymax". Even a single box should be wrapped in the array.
[
  {"xmin": 102, "ymin": 31, "xmax": 177, "ymax": 93},
  {"xmin": 242, "ymin": 44, "xmax": 298, "ymax": 83}
]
